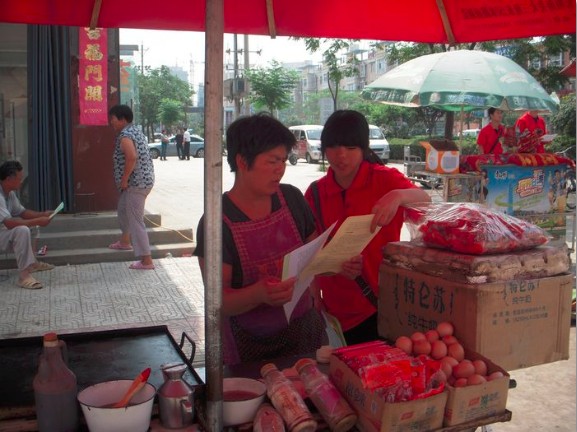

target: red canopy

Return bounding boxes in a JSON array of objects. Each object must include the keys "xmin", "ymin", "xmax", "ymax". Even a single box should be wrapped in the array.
[{"xmin": 0, "ymin": 0, "xmax": 574, "ymax": 44}]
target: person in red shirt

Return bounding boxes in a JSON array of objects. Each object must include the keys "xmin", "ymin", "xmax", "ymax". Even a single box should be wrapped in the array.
[
  {"xmin": 515, "ymin": 110, "xmax": 548, "ymax": 153},
  {"xmin": 477, "ymin": 108, "xmax": 506, "ymax": 155},
  {"xmin": 304, "ymin": 110, "xmax": 431, "ymax": 345}
]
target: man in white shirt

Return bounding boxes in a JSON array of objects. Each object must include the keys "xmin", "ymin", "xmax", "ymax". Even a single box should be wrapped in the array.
[
  {"xmin": 183, "ymin": 128, "xmax": 191, "ymax": 160},
  {"xmin": 0, "ymin": 160, "xmax": 55, "ymax": 289}
]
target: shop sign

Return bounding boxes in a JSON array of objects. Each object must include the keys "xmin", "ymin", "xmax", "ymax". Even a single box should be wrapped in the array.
[{"xmin": 79, "ymin": 28, "xmax": 108, "ymax": 125}]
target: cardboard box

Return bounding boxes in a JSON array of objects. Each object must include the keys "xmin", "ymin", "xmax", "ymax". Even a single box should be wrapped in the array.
[
  {"xmin": 378, "ymin": 262, "xmax": 573, "ymax": 370},
  {"xmin": 329, "ymin": 354, "xmax": 447, "ymax": 432},
  {"xmin": 444, "ymin": 349, "xmax": 510, "ymax": 426},
  {"xmin": 420, "ymin": 140, "xmax": 460, "ymax": 174}
]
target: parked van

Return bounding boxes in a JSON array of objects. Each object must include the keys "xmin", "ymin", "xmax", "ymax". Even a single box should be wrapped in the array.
[
  {"xmin": 289, "ymin": 125, "xmax": 323, "ymax": 163},
  {"xmin": 368, "ymin": 125, "xmax": 390, "ymax": 164},
  {"xmin": 462, "ymin": 128, "xmax": 481, "ymax": 138}
]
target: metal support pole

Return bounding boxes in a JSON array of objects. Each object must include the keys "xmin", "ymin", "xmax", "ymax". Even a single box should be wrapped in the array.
[{"xmin": 204, "ymin": 0, "xmax": 224, "ymax": 430}]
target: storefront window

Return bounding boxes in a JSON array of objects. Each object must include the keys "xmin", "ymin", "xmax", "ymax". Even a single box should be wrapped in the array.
[{"xmin": 0, "ymin": 23, "xmax": 28, "ymax": 169}]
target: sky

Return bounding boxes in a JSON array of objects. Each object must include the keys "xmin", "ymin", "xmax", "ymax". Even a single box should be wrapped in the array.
[{"xmin": 119, "ymin": 29, "xmax": 323, "ymax": 87}]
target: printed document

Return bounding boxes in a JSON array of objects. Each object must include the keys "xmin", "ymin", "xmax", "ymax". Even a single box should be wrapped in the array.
[{"xmin": 281, "ymin": 214, "xmax": 381, "ymax": 320}]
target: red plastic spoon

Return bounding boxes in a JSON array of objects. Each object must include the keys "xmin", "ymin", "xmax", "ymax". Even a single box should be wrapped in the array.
[{"xmin": 111, "ymin": 367, "xmax": 152, "ymax": 408}]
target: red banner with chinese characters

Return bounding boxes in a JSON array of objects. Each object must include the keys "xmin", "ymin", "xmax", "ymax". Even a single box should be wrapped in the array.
[{"xmin": 79, "ymin": 27, "xmax": 108, "ymax": 125}]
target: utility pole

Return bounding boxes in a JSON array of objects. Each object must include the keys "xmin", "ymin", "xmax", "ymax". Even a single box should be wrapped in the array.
[
  {"xmin": 140, "ymin": 41, "xmax": 144, "ymax": 74},
  {"xmin": 242, "ymin": 35, "xmax": 251, "ymax": 116},
  {"xmin": 233, "ymin": 34, "xmax": 241, "ymax": 120}
]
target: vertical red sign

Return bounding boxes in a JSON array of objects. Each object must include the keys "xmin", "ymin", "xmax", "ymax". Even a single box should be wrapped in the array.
[{"xmin": 79, "ymin": 28, "xmax": 108, "ymax": 125}]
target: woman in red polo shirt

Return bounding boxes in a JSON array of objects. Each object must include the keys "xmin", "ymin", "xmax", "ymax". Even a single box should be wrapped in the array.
[
  {"xmin": 304, "ymin": 110, "xmax": 431, "ymax": 345},
  {"xmin": 477, "ymin": 107, "xmax": 506, "ymax": 155}
]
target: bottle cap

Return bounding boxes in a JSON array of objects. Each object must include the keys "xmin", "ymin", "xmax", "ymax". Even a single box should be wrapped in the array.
[
  {"xmin": 43, "ymin": 332, "xmax": 59, "ymax": 347},
  {"xmin": 294, "ymin": 358, "xmax": 316, "ymax": 373},
  {"xmin": 260, "ymin": 363, "xmax": 278, "ymax": 377}
]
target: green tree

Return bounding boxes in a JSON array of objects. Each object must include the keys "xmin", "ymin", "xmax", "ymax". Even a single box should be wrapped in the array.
[
  {"xmin": 551, "ymin": 93, "xmax": 576, "ymax": 138},
  {"xmin": 301, "ymin": 38, "xmax": 367, "ymax": 111},
  {"xmin": 158, "ymin": 98, "xmax": 183, "ymax": 130},
  {"xmin": 138, "ymin": 66, "xmax": 193, "ymax": 139},
  {"xmin": 244, "ymin": 61, "xmax": 299, "ymax": 116},
  {"xmin": 505, "ymin": 35, "xmax": 575, "ymax": 93}
]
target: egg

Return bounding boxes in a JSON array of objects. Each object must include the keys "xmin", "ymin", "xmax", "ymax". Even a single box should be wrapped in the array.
[
  {"xmin": 440, "ymin": 356, "xmax": 458, "ymax": 377},
  {"xmin": 430, "ymin": 340, "xmax": 448, "ymax": 360},
  {"xmin": 488, "ymin": 371, "xmax": 505, "ymax": 381},
  {"xmin": 447, "ymin": 343, "xmax": 465, "ymax": 362},
  {"xmin": 410, "ymin": 331, "xmax": 427, "ymax": 342},
  {"xmin": 472, "ymin": 359, "xmax": 488, "ymax": 376},
  {"xmin": 453, "ymin": 360, "xmax": 475, "ymax": 379},
  {"xmin": 467, "ymin": 374, "xmax": 487, "ymax": 386},
  {"xmin": 454, "ymin": 378, "xmax": 468, "ymax": 387},
  {"xmin": 442, "ymin": 335, "xmax": 458, "ymax": 346},
  {"xmin": 436, "ymin": 322, "xmax": 454, "ymax": 338},
  {"xmin": 413, "ymin": 339, "xmax": 432, "ymax": 356},
  {"xmin": 395, "ymin": 336, "xmax": 413, "ymax": 355},
  {"xmin": 425, "ymin": 329, "xmax": 440, "ymax": 343}
]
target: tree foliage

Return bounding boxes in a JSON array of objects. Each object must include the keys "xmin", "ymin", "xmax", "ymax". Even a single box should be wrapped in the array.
[
  {"xmin": 300, "ymin": 38, "xmax": 366, "ymax": 111},
  {"xmin": 244, "ymin": 61, "xmax": 300, "ymax": 115},
  {"xmin": 158, "ymin": 99, "xmax": 183, "ymax": 129},
  {"xmin": 138, "ymin": 66, "xmax": 193, "ymax": 139},
  {"xmin": 551, "ymin": 93, "xmax": 576, "ymax": 138}
]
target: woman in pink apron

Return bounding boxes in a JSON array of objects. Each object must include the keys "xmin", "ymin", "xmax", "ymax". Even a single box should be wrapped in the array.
[{"xmin": 195, "ymin": 114, "xmax": 332, "ymax": 365}]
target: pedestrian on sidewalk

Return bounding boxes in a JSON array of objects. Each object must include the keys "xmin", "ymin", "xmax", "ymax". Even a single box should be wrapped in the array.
[
  {"xmin": 175, "ymin": 128, "xmax": 184, "ymax": 160},
  {"xmin": 108, "ymin": 104, "xmax": 156, "ymax": 270},
  {"xmin": 0, "ymin": 160, "xmax": 56, "ymax": 289},
  {"xmin": 183, "ymin": 128, "xmax": 191, "ymax": 160},
  {"xmin": 160, "ymin": 129, "xmax": 169, "ymax": 161}
]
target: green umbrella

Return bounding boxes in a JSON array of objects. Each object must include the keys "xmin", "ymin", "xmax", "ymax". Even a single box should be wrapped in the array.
[{"xmin": 362, "ymin": 50, "xmax": 558, "ymax": 113}]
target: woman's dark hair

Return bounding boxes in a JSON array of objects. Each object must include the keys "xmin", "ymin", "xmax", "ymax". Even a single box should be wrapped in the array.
[
  {"xmin": 108, "ymin": 105, "xmax": 134, "ymax": 123},
  {"xmin": 321, "ymin": 110, "xmax": 383, "ymax": 165},
  {"xmin": 0, "ymin": 160, "xmax": 23, "ymax": 181},
  {"xmin": 225, "ymin": 113, "xmax": 296, "ymax": 172}
]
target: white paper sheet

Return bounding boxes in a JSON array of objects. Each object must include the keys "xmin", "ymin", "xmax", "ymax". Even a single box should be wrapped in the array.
[
  {"xmin": 281, "ymin": 222, "xmax": 335, "ymax": 320},
  {"xmin": 49, "ymin": 202, "xmax": 64, "ymax": 220},
  {"xmin": 281, "ymin": 214, "xmax": 381, "ymax": 320}
]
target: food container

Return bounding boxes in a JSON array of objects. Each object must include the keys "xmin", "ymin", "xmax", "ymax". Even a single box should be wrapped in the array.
[
  {"xmin": 223, "ymin": 377, "xmax": 266, "ymax": 427},
  {"xmin": 77, "ymin": 380, "xmax": 156, "ymax": 432}
]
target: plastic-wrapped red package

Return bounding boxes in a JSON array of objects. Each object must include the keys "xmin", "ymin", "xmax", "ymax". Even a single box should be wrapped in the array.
[{"xmin": 405, "ymin": 203, "xmax": 549, "ymax": 255}]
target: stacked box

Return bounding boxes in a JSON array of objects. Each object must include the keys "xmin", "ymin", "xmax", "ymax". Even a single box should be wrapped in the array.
[
  {"xmin": 420, "ymin": 140, "xmax": 459, "ymax": 174},
  {"xmin": 329, "ymin": 354, "xmax": 447, "ymax": 432},
  {"xmin": 378, "ymin": 260, "xmax": 573, "ymax": 370},
  {"xmin": 443, "ymin": 349, "xmax": 510, "ymax": 426}
]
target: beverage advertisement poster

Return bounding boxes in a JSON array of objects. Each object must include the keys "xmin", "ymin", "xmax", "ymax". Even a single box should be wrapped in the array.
[{"xmin": 482, "ymin": 164, "xmax": 570, "ymax": 245}]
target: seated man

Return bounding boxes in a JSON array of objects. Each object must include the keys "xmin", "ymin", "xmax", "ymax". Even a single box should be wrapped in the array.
[{"xmin": 0, "ymin": 161, "xmax": 55, "ymax": 289}]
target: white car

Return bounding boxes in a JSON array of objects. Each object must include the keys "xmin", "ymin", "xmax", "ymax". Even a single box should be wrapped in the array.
[
  {"xmin": 289, "ymin": 125, "xmax": 323, "ymax": 163},
  {"xmin": 368, "ymin": 125, "xmax": 390, "ymax": 164}
]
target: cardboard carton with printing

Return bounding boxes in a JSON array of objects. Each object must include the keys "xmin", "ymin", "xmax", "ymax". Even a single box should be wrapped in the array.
[
  {"xmin": 378, "ymin": 261, "xmax": 573, "ymax": 370},
  {"xmin": 329, "ymin": 353, "xmax": 447, "ymax": 432},
  {"xmin": 420, "ymin": 140, "xmax": 460, "ymax": 174}
]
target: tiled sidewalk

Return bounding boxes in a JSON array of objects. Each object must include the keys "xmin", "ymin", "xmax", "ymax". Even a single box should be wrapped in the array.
[{"xmin": 0, "ymin": 256, "xmax": 206, "ymax": 366}]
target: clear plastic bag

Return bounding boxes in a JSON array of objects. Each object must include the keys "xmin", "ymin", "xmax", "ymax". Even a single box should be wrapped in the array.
[{"xmin": 404, "ymin": 202, "xmax": 550, "ymax": 255}]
